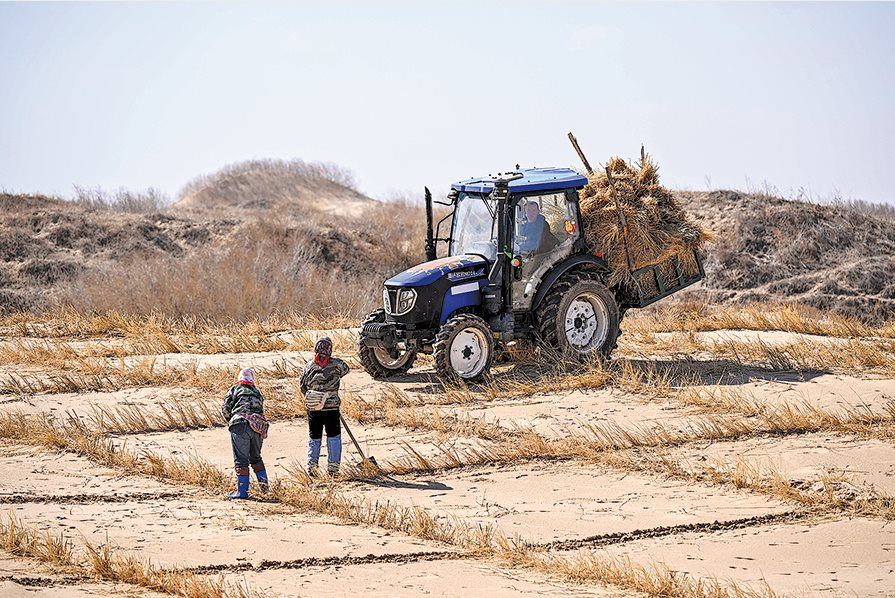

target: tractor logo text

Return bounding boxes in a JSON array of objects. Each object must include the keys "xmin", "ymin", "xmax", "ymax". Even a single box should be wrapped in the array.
[{"xmin": 447, "ymin": 268, "xmax": 485, "ymax": 281}]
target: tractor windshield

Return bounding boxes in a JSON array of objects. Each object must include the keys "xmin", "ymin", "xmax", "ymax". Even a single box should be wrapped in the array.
[{"xmin": 449, "ymin": 193, "xmax": 497, "ymax": 261}]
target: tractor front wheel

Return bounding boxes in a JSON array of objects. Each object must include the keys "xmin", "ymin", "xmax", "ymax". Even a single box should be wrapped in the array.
[
  {"xmin": 358, "ymin": 309, "xmax": 417, "ymax": 379},
  {"xmin": 433, "ymin": 314, "xmax": 494, "ymax": 383}
]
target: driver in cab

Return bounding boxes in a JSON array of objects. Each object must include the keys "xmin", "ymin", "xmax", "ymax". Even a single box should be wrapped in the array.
[{"xmin": 516, "ymin": 201, "xmax": 551, "ymax": 254}]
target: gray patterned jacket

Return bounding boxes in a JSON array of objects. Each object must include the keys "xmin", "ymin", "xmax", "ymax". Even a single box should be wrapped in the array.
[
  {"xmin": 300, "ymin": 358, "xmax": 349, "ymax": 411},
  {"xmin": 221, "ymin": 383, "xmax": 265, "ymax": 429}
]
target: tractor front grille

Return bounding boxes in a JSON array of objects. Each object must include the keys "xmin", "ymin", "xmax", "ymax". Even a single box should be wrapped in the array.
[{"xmin": 362, "ymin": 322, "xmax": 393, "ymax": 339}]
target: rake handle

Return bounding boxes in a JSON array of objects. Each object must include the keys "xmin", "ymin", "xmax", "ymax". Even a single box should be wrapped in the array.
[{"xmin": 339, "ymin": 414, "xmax": 367, "ymax": 461}]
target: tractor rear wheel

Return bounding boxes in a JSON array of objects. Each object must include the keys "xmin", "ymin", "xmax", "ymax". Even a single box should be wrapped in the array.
[
  {"xmin": 433, "ymin": 314, "xmax": 494, "ymax": 383},
  {"xmin": 358, "ymin": 309, "xmax": 416, "ymax": 379},
  {"xmin": 536, "ymin": 271, "xmax": 620, "ymax": 360}
]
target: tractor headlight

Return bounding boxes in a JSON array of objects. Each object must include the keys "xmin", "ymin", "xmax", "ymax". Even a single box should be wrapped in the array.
[
  {"xmin": 382, "ymin": 288, "xmax": 390, "ymax": 313},
  {"xmin": 393, "ymin": 288, "xmax": 417, "ymax": 316}
]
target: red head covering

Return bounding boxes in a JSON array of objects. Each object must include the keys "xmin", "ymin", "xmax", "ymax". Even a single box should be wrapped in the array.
[{"xmin": 314, "ymin": 337, "xmax": 332, "ymax": 367}]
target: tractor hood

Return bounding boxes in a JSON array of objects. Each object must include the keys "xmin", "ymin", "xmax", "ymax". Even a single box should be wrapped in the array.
[{"xmin": 386, "ymin": 255, "xmax": 488, "ymax": 287}]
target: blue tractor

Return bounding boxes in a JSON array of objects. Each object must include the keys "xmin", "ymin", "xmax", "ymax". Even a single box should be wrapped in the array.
[{"xmin": 358, "ymin": 167, "xmax": 704, "ymax": 382}]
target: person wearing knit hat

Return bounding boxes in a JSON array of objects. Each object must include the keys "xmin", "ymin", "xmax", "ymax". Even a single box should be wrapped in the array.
[
  {"xmin": 300, "ymin": 337, "xmax": 350, "ymax": 476},
  {"xmin": 221, "ymin": 367, "xmax": 269, "ymax": 498}
]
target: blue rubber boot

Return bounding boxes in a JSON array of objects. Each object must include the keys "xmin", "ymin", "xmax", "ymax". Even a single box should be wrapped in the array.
[
  {"xmin": 255, "ymin": 469, "xmax": 269, "ymax": 494},
  {"xmin": 327, "ymin": 435, "xmax": 342, "ymax": 475},
  {"xmin": 226, "ymin": 474, "xmax": 249, "ymax": 499},
  {"xmin": 307, "ymin": 438, "xmax": 322, "ymax": 475}
]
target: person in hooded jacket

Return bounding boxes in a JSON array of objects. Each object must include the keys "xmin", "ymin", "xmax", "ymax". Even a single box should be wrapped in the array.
[
  {"xmin": 300, "ymin": 337, "xmax": 349, "ymax": 475},
  {"xmin": 221, "ymin": 368, "xmax": 268, "ymax": 498}
]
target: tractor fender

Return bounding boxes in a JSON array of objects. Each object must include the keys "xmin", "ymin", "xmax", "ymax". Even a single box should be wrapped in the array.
[
  {"xmin": 439, "ymin": 279, "xmax": 487, "ymax": 324},
  {"xmin": 530, "ymin": 255, "xmax": 610, "ymax": 312}
]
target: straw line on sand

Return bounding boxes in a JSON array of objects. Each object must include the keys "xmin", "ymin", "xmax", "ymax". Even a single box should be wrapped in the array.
[
  {"xmin": 0, "ymin": 308, "xmax": 356, "ymax": 343},
  {"xmin": 0, "ymin": 513, "xmax": 261, "ymax": 598},
  {"xmin": 56, "ymin": 379, "xmax": 895, "ymax": 512},
  {"xmin": 0, "ymin": 356, "xmax": 310, "ymax": 395},
  {"xmin": 0, "ymin": 413, "xmax": 781, "ymax": 598},
  {"xmin": 627, "ymin": 302, "xmax": 895, "ymax": 339}
]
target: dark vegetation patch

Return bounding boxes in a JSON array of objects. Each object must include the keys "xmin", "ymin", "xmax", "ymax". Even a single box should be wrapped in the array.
[
  {"xmin": 681, "ymin": 190, "xmax": 895, "ymax": 323},
  {"xmin": 0, "ymin": 290, "xmax": 32, "ymax": 313},
  {"xmin": 19, "ymin": 259, "xmax": 82, "ymax": 285}
]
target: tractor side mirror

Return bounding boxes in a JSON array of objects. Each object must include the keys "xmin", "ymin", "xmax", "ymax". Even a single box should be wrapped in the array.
[{"xmin": 434, "ymin": 190, "xmax": 458, "ymax": 206}]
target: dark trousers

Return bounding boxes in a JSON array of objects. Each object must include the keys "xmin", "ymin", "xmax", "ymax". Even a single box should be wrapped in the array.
[{"xmin": 308, "ymin": 410, "xmax": 340, "ymax": 439}]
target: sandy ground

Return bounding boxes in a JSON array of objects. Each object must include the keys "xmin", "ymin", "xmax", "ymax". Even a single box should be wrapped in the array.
[
  {"xmin": 220, "ymin": 559, "xmax": 628, "ymax": 597},
  {"xmin": 448, "ymin": 389, "xmax": 699, "ymax": 440},
  {"xmin": 0, "ymin": 444, "xmax": 192, "ymax": 499},
  {"xmin": 341, "ymin": 461, "xmax": 793, "ymax": 543},
  {"xmin": 670, "ymin": 432, "xmax": 895, "ymax": 495},
  {"xmin": 1, "ymin": 325, "xmax": 893, "ymax": 596},
  {"xmin": 7, "ymin": 497, "xmax": 447, "ymax": 568},
  {"xmin": 598, "ymin": 517, "xmax": 895, "ymax": 596}
]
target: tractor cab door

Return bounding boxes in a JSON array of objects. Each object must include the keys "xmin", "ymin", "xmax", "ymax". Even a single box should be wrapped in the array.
[{"xmin": 510, "ymin": 191, "xmax": 581, "ymax": 311}]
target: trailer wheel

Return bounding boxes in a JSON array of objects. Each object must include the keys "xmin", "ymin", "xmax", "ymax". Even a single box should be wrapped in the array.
[
  {"xmin": 358, "ymin": 309, "xmax": 416, "ymax": 379},
  {"xmin": 433, "ymin": 314, "xmax": 494, "ymax": 383},
  {"xmin": 536, "ymin": 271, "xmax": 620, "ymax": 359}
]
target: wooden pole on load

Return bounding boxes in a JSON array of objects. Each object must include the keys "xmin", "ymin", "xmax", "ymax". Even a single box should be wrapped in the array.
[
  {"xmin": 567, "ymin": 132, "xmax": 594, "ymax": 175},
  {"xmin": 606, "ymin": 167, "xmax": 636, "ymax": 272},
  {"xmin": 567, "ymin": 132, "xmax": 635, "ymax": 272}
]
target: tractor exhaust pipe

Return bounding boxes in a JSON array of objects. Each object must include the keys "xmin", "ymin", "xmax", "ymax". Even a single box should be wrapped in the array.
[{"xmin": 424, "ymin": 187, "xmax": 437, "ymax": 262}]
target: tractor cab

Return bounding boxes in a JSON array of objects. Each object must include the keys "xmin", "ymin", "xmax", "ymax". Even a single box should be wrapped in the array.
[{"xmin": 447, "ymin": 168, "xmax": 589, "ymax": 313}]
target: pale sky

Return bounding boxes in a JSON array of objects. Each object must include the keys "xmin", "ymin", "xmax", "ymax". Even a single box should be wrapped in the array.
[{"xmin": 1, "ymin": 1, "xmax": 893, "ymax": 204}]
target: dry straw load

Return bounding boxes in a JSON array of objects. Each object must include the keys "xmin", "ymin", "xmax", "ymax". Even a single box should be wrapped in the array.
[{"xmin": 578, "ymin": 151, "xmax": 712, "ymax": 296}]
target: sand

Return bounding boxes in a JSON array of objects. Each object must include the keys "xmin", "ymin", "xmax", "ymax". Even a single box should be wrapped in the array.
[
  {"xmin": 597, "ymin": 517, "xmax": 895, "ymax": 596},
  {"xmin": 1, "ymin": 324, "xmax": 892, "ymax": 595},
  {"xmin": 341, "ymin": 461, "xmax": 792, "ymax": 543}
]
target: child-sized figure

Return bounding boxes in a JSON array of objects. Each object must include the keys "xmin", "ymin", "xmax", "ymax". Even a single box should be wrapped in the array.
[
  {"xmin": 300, "ymin": 337, "xmax": 349, "ymax": 475},
  {"xmin": 221, "ymin": 368, "xmax": 268, "ymax": 498}
]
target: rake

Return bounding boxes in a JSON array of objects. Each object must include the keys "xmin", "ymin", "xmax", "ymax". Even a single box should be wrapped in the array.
[{"xmin": 339, "ymin": 414, "xmax": 379, "ymax": 473}]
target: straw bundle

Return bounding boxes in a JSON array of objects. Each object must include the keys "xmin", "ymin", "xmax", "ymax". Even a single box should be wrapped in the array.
[{"xmin": 578, "ymin": 152, "xmax": 712, "ymax": 294}]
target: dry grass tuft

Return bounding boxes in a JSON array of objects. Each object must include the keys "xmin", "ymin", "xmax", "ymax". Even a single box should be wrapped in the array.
[
  {"xmin": 82, "ymin": 538, "xmax": 261, "ymax": 597},
  {"xmin": 88, "ymin": 400, "xmax": 223, "ymax": 435},
  {"xmin": 1, "ymin": 512, "xmax": 77, "ymax": 567},
  {"xmin": 479, "ymin": 356, "xmax": 679, "ymax": 402},
  {"xmin": 340, "ymin": 388, "xmax": 507, "ymax": 441}
]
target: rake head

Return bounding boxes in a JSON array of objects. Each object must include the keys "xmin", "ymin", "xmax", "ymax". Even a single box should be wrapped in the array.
[{"xmin": 358, "ymin": 456, "xmax": 380, "ymax": 476}]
